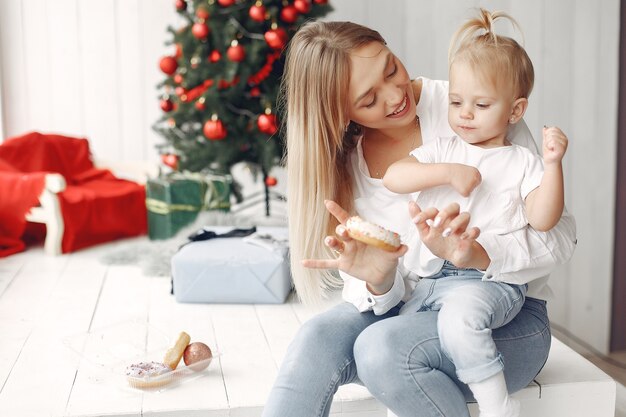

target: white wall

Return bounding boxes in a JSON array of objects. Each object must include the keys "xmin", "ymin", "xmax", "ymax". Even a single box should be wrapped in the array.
[{"xmin": 0, "ymin": 0, "xmax": 620, "ymax": 353}]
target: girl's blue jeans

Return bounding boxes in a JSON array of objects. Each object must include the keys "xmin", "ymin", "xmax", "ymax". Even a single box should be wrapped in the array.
[
  {"xmin": 262, "ymin": 295, "xmax": 550, "ymax": 417},
  {"xmin": 399, "ymin": 261, "xmax": 527, "ymax": 384}
]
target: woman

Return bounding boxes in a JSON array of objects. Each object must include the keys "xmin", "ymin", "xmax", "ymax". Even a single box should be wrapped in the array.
[{"xmin": 263, "ymin": 21, "xmax": 576, "ymax": 417}]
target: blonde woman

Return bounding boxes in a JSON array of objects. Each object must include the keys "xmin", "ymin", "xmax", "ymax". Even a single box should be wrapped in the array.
[{"xmin": 263, "ymin": 19, "xmax": 576, "ymax": 417}]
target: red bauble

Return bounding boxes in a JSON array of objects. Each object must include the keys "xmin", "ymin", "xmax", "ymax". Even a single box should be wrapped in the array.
[
  {"xmin": 227, "ymin": 43, "xmax": 245, "ymax": 62},
  {"xmin": 313, "ymin": 0, "xmax": 327, "ymax": 3},
  {"xmin": 160, "ymin": 98, "xmax": 174, "ymax": 112},
  {"xmin": 175, "ymin": 0, "xmax": 187, "ymax": 11},
  {"xmin": 249, "ymin": 4, "xmax": 266, "ymax": 22},
  {"xmin": 264, "ymin": 28, "xmax": 288, "ymax": 50},
  {"xmin": 192, "ymin": 22, "xmax": 210, "ymax": 39},
  {"xmin": 159, "ymin": 56, "xmax": 178, "ymax": 75},
  {"xmin": 209, "ymin": 50, "xmax": 221, "ymax": 63},
  {"xmin": 175, "ymin": 43, "xmax": 183, "ymax": 58},
  {"xmin": 250, "ymin": 86, "xmax": 261, "ymax": 97},
  {"xmin": 195, "ymin": 7, "xmax": 210, "ymax": 20},
  {"xmin": 217, "ymin": 0, "xmax": 235, "ymax": 6},
  {"xmin": 195, "ymin": 100, "xmax": 206, "ymax": 111},
  {"xmin": 280, "ymin": 5, "xmax": 299, "ymax": 23},
  {"xmin": 161, "ymin": 154, "xmax": 179, "ymax": 170},
  {"xmin": 203, "ymin": 118, "xmax": 227, "ymax": 140},
  {"xmin": 294, "ymin": 0, "xmax": 311, "ymax": 14},
  {"xmin": 265, "ymin": 176, "xmax": 278, "ymax": 187},
  {"xmin": 173, "ymin": 73, "xmax": 184, "ymax": 84},
  {"xmin": 258, "ymin": 113, "xmax": 278, "ymax": 134},
  {"xmin": 175, "ymin": 86, "xmax": 186, "ymax": 96}
]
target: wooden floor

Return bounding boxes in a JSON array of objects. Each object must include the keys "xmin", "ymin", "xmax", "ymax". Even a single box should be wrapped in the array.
[
  {"xmin": 0, "ymin": 239, "xmax": 381, "ymax": 417},
  {"xmin": 1, "ymin": 238, "xmax": 625, "ymax": 417}
]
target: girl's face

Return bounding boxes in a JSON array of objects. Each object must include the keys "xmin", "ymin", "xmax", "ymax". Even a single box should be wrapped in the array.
[
  {"xmin": 448, "ymin": 61, "xmax": 516, "ymax": 148},
  {"xmin": 347, "ymin": 42, "xmax": 415, "ymax": 131}
]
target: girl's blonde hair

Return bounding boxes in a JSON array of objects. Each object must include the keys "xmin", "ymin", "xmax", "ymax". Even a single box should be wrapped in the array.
[
  {"xmin": 449, "ymin": 8, "xmax": 534, "ymax": 99},
  {"xmin": 279, "ymin": 21, "xmax": 386, "ymax": 304}
]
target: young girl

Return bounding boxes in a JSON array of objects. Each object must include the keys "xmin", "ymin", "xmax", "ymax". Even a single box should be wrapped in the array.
[
  {"xmin": 384, "ymin": 9, "xmax": 569, "ymax": 417},
  {"xmin": 263, "ymin": 18, "xmax": 576, "ymax": 417}
]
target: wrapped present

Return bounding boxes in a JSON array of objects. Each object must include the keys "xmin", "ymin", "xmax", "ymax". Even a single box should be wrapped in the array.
[
  {"xmin": 204, "ymin": 173, "xmax": 232, "ymax": 211},
  {"xmin": 171, "ymin": 226, "xmax": 291, "ymax": 304},
  {"xmin": 146, "ymin": 175, "xmax": 207, "ymax": 240}
]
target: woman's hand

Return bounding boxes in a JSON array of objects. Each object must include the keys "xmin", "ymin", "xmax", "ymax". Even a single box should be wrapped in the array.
[
  {"xmin": 409, "ymin": 201, "xmax": 490, "ymax": 269},
  {"xmin": 302, "ymin": 200, "xmax": 408, "ymax": 295}
]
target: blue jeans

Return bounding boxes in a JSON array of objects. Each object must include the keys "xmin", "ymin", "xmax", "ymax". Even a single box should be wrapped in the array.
[
  {"xmin": 399, "ymin": 262, "xmax": 527, "ymax": 383},
  {"xmin": 262, "ymin": 297, "xmax": 550, "ymax": 417}
]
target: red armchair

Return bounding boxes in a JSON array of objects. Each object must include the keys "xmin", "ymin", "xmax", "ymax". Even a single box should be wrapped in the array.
[{"xmin": 0, "ymin": 132, "xmax": 147, "ymax": 256}]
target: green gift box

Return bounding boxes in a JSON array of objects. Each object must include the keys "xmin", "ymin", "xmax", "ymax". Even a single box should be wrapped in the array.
[
  {"xmin": 146, "ymin": 176, "xmax": 208, "ymax": 240},
  {"xmin": 204, "ymin": 173, "xmax": 232, "ymax": 211}
]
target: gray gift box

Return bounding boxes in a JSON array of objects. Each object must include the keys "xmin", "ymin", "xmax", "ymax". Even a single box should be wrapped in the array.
[{"xmin": 171, "ymin": 226, "xmax": 291, "ymax": 304}]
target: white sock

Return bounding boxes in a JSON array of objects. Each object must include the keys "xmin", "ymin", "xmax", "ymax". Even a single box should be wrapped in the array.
[{"xmin": 468, "ymin": 372, "xmax": 520, "ymax": 417}]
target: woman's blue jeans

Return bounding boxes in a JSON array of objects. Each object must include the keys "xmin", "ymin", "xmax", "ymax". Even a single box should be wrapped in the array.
[{"xmin": 262, "ymin": 297, "xmax": 550, "ymax": 417}]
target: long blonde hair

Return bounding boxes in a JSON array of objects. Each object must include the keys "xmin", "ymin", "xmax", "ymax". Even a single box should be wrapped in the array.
[
  {"xmin": 449, "ymin": 8, "xmax": 534, "ymax": 99},
  {"xmin": 279, "ymin": 21, "xmax": 386, "ymax": 304}
]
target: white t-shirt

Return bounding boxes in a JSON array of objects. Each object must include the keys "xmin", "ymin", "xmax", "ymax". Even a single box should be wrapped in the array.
[
  {"xmin": 341, "ymin": 77, "xmax": 577, "ymax": 314},
  {"xmin": 408, "ymin": 136, "xmax": 544, "ymax": 277}
]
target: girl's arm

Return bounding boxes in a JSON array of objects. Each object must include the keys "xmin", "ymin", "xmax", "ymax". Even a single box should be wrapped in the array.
[
  {"xmin": 384, "ymin": 156, "xmax": 481, "ymax": 197},
  {"xmin": 525, "ymin": 127, "xmax": 568, "ymax": 232}
]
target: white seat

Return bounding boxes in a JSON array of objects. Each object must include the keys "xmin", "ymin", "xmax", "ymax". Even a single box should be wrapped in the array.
[{"xmin": 25, "ymin": 173, "xmax": 66, "ymax": 255}]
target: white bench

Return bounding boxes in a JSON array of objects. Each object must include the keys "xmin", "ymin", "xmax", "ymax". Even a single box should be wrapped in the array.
[{"xmin": 60, "ymin": 275, "xmax": 616, "ymax": 417}]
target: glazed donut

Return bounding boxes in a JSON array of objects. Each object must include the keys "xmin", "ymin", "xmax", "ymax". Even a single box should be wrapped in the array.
[
  {"xmin": 163, "ymin": 331, "xmax": 191, "ymax": 370},
  {"xmin": 125, "ymin": 361, "xmax": 173, "ymax": 389},
  {"xmin": 345, "ymin": 216, "xmax": 401, "ymax": 252}
]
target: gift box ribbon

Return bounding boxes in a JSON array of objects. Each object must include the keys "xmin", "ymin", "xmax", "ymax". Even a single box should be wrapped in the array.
[{"xmin": 146, "ymin": 198, "xmax": 203, "ymax": 215}]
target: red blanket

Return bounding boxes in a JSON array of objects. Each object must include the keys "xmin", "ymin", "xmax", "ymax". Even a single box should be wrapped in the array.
[{"xmin": 0, "ymin": 132, "xmax": 147, "ymax": 256}]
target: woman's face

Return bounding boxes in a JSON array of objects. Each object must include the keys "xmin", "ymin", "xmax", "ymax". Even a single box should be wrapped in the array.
[{"xmin": 347, "ymin": 42, "xmax": 415, "ymax": 131}]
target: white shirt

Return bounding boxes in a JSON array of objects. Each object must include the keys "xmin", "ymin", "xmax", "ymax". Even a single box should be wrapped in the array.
[
  {"xmin": 341, "ymin": 77, "xmax": 577, "ymax": 314},
  {"xmin": 408, "ymin": 136, "xmax": 544, "ymax": 277}
]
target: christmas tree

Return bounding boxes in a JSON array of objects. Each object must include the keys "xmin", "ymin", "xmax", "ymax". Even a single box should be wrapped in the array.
[{"xmin": 154, "ymin": 0, "xmax": 332, "ymax": 200}]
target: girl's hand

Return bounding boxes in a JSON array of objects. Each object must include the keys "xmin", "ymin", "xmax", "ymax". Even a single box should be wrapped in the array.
[
  {"xmin": 409, "ymin": 201, "xmax": 489, "ymax": 269},
  {"xmin": 542, "ymin": 126, "xmax": 568, "ymax": 165},
  {"xmin": 302, "ymin": 200, "xmax": 408, "ymax": 294},
  {"xmin": 450, "ymin": 164, "xmax": 482, "ymax": 197}
]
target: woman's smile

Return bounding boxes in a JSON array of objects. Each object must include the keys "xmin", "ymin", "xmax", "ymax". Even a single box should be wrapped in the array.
[{"xmin": 387, "ymin": 93, "xmax": 410, "ymax": 118}]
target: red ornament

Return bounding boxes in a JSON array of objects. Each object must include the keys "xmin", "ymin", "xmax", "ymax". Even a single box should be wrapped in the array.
[
  {"xmin": 227, "ymin": 41, "xmax": 245, "ymax": 62},
  {"xmin": 203, "ymin": 117, "xmax": 227, "ymax": 140},
  {"xmin": 161, "ymin": 154, "xmax": 179, "ymax": 170},
  {"xmin": 173, "ymin": 73, "xmax": 184, "ymax": 84},
  {"xmin": 313, "ymin": 0, "xmax": 327, "ymax": 3},
  {"xmin": 175, "ymin": 43, "xmax": 183, "ymax": 58},
  {"xmin": 280, "ymin": 5, "xmax": 299, "ymax": 23},
  {"xmin": 175, "ymin": 0, "xmax": 187, "ymax": 11},
  {"xmin": 258, "ymin": 112, "xmax": 278, "ymax": 135},
  {"xmin": 209, "ymin": 50, "xmax": 221, "ymax": 63},
  {"xmin": 195, "ymin": 100, "xmax": 206, "ymax": 111},
  {"xmin": 264, "ymin": 27, "xmax": 288, "ymax": 50},
  {"xmin": 192, "ymin": 22, "xmax": 210, "ymax": 39},
  {"xmin": 175, "ymin": 86, "xmax": 186, "ymax": 97},
  {"xmin": 195, "ymin": 7, "xmax": 210, "ymax": 20},
  {"xmin": 159, "ymin": 56, "xmax": 178, "ymax": 75},
  {"xmin": 160, "ymin": 98, "xmax": 174, "ymax": 112},
  {"xmin": 294, "ymin": 0, "xmax": 311, "ymax": 14},
  {"xmin": 217, "ymin": 0, "xmax": 235, "ymax": 6},
  {"xmin": 250, "ymin": 86, "xmax": 261, "ymax": 97},
  {"xmin": 249, "ymin": 3, "xmax": 266, "ymax": 22},
  {"xmin": 265, "ymin": 176, "xmax": 278, "ymax": 187}
]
